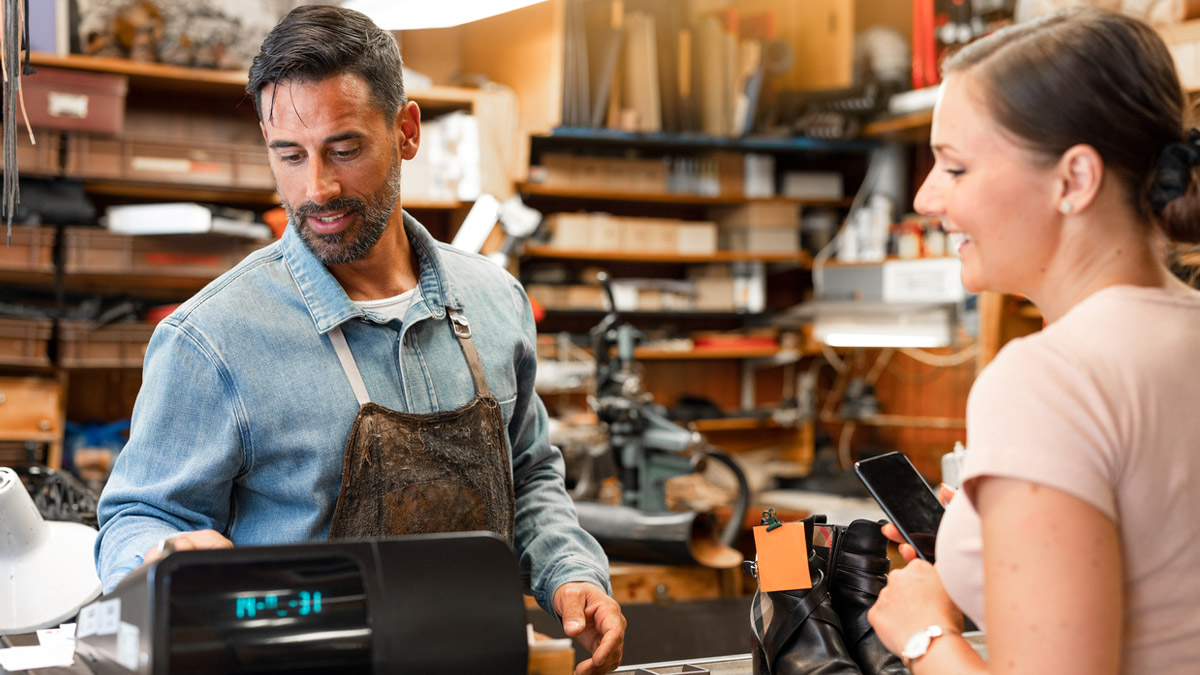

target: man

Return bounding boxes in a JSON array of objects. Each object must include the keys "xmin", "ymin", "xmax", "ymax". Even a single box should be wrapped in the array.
[{"xmin": 95, "ymin": 6, "xmax": 624, "ymax": 673}]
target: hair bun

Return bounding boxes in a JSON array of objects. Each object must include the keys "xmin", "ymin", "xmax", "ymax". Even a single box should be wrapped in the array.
[{"xmin": 1149, "ymin": 128, "xmax": 1200, "ymax": 214}]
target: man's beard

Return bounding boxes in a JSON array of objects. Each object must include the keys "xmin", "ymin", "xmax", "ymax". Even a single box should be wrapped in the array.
[{"xmin": 287, "ymin": 161, "xmax": 403, "ymax": 265}]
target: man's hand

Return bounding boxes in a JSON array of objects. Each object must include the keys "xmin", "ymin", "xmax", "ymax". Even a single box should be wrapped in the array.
[
  {"xmin": 142, "ymin": 529, "xmax": 233, "ymax": 565},
  {"xmin": 553, "ymin": 581, "xmax": 626, "ymax": 675}
]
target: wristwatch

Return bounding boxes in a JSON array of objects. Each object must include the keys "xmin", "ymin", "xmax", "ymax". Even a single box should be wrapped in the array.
[{"xmin": 900, "ymin": 624, "xmax": 946, "ymax": 667}]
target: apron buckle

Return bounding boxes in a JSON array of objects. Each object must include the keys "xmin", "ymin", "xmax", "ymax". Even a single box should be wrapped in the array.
[{"xmin": 451, "ymin": 313, "xmax": 472, "ymax": 338}]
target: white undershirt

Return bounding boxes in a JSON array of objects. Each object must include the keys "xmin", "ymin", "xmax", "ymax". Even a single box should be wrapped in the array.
[{"xmin": 354, "ymin": 288, "xmax": 418, "ymax": 323}]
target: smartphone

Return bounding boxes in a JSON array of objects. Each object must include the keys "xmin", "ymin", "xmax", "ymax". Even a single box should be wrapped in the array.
[{"xmin": 854, "ymin": 451, "xmax": 945, "ymax": 563}]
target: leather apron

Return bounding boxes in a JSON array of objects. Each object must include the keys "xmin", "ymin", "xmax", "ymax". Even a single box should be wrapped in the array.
[{"xmin": 326, "ymin": 308, "xmax": 515, "ymax": 545}]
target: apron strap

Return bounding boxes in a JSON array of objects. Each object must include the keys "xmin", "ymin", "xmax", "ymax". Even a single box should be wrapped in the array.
[
  {"xmin": 327, "ymin": 324, "xmax": 371, "ymax": 407},
  {"xmin": 447, "ymin": 308, "xmax": 493, "ymax": 398}
]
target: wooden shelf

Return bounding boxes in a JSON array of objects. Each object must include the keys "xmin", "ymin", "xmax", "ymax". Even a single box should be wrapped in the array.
[
  {"xmin": 540, "ymin": 126, "xmax": 878, "ymax": 154},
  {"xmin": 691, "ymin": 417, "xmax": 800, "ymax": 432},
  {"xmin": 860, "ymin": 109, "xmax": 933, "ymax": 143},
  {"xmin": 519, "ymin": 182, "xmax": 851, "ymax": 209},
  {"xmin": 634, "ymin": 345, "xmax": 780, "ymax": 360},
  {"xmin": 820, "ymin": 412, "xmax": 966, "ymax": 430},
  {"xmin": 29, "ymin": 52, "xmax": 486, "ymax": 110},
  {"xmin": 82, "ymin": 180, "xmax": 280, "ymax": 206},
  {"xmin": 524, "ymin": 244, "xmax": 812, "ymax": 265}
]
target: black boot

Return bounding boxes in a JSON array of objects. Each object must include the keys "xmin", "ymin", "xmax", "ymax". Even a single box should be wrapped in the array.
[
  {"xmin": 747, "ymin": 515, "xmax": 863, "ymax": 674},
  {"xmin": 828, "ymin": 520, "xmax": 909, "ymax": 675}
]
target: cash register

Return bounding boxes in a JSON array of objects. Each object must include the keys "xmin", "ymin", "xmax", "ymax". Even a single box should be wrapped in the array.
[{"xmin": 72, "ymin": 532, "xmax": 528, "ymax": 674}]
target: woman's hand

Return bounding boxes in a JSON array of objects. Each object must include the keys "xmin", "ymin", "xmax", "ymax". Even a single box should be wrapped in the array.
[
  {"xmin": 880, "ymin": 483, "xmax": 956, "ymax": 562},
  {"xmin": 867, "ymin": 559, "xmax": 963, "ymax": 656}
]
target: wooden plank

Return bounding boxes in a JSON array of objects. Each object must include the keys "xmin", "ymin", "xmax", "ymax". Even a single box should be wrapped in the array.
[
  {"xmin": 608, "ymin": 563, "xmax": 742, "ymax": 604},
  {"xmin": 523, "ymin": 244, "xmax": 811, "ymax": 265}
]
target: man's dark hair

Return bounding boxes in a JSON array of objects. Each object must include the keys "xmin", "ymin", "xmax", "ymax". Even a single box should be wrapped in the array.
[{"xmin": 247, "ymin": 5, "xmax": 406, "ymax": 122}]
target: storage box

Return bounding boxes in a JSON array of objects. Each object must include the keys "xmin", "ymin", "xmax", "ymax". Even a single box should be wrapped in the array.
[
  {"xmin": 708, "ymin": 202, "xmax": 801, "ymax": 229},
  {"xmin": 545, "ymin": 212, "xmax": 622, "ymax": 251},
  {"xmin": 63, "ymin": 227, "xmax": 265, "ymax": 277},
  {"xmin": 565, "ymin": 285, "xmax": 605, "ymax": 310},
  {"xmin": 66, "ymin": 134, "xmax": 277, "ymax": 191},
  {"xmin": 0, "ymin": 317, "xmax": 52, "ymax": 367},
  {"xmin": 17, "ymin": 67, "xmax": 127, "ymax": 134},
  {"xmin": 58, "ymin": 320, "xmax": 155, "ymax": 369},
  {"xmin": 719, "ymin": 226, "xmax": 800, "ymax": 253},
  {"xmin": 3, "ymin": 130, "xmax": 62, "ymax": 175},
  {"xmin": 693, "ymin": 277, "xmax": 736, "ymax": 312},
  {"xmin": 676, "ymin": 222, "xmax": 718, "ymax": 255},
  {"xmin": 781, "ymin": 171, "xmax": 844, "ymax": 200},
  {"xmin": 0, "ymin": 226, "xmax": 55, "ymax": 273}
]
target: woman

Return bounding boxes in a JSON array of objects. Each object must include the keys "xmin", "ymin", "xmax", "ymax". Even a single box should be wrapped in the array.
[{"xmin": 866, "ymin": 8, "xmax": 1200, "ymax": 674}]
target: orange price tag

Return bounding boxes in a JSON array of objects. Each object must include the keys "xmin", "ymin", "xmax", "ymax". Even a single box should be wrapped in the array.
[{"xmin": 752, "ymin": 522, "xmax": 812, "ymax": 592}]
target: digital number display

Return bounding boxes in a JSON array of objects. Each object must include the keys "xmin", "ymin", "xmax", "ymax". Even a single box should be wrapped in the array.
[
  {"xmin": 166, "ymin": 555, "xmax": 371, "ymax": 674},
  {"xmin": 234, "ymin": 590, "xmax": 322, "ymax": 618}
]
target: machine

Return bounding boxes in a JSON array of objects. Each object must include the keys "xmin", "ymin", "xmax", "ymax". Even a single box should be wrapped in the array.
[{"xmin": 72, "ymin": 533, "xmax": 528, "ymax": 675}]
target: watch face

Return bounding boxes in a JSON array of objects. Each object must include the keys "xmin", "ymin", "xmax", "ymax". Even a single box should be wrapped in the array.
[{"xmin": 903, "ymin": 631, "xmax": 932, "ymax": 659}]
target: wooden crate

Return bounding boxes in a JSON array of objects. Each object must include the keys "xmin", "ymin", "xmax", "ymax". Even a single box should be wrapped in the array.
[
  {"xmin": 63, "ymin": 227, "xmax": 262, "ymax": 278},
  {"xmin": 66, "ymin": 133, "xmax": 276, "ymax": 190},
  {"xmin": 58, "ymin": 320, "xmax": 155, "ymax": 369},
  {"xmin": 0, "ymin": 226, "xmax": 55, "ymax": 273},
  {"xmin": 0, "ymin": 317, "xmax": 53, "ymax": 367},
  {"xmin": 3, "ymin": 130, "xmax": 62, "ymax": 175}
]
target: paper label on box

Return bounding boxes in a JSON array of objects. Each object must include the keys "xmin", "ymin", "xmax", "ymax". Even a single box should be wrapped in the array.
[
  {"xmin": 76, "ymin": 603, "xmax": 97, "ymax": 638},
  {"xmin": 116, "ymin": 621, "xmax": 140, "ymax": 671},
  {"xmin": 48, "ymin": 92, "xmax": 89, "ymax": 119},
  {"xmin": 131, "ymin": 156, "xmax": 192, "ymax": 174}
]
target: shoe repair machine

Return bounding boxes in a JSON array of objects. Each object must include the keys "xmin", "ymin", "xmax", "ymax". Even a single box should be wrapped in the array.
[{"xmin": 573, "ymin": 273, "xmax": 750, "ymax": 566}]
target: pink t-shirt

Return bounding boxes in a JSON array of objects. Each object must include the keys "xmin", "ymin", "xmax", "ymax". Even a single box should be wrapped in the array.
[{"xmin": 937, "ymin": 285, "xmax": 1200, "ymax": 673}]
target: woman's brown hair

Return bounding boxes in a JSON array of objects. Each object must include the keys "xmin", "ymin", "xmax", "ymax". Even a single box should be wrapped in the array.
[{"xmin": 943, "ymin": 8, "xmax": 1200, "ymax": 244}]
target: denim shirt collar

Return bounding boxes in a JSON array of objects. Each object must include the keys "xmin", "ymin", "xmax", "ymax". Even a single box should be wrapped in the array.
[{"xmin": 280, "ymin": 210, "xmax": 462, "ymax": 333}]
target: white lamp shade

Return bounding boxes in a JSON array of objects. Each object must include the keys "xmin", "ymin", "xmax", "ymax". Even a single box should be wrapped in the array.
[{"xmin": 0, "ymin": 467, "xmax": 102, "ymax": 634}]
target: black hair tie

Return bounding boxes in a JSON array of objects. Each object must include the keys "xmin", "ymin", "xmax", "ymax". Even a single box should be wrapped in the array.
[{"xmin": 1149, "ymin": 128, "xmax": 1200, "ymax": 213}]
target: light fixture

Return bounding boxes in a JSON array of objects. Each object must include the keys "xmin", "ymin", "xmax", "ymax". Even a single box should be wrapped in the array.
[
  {"xmin": 0, "ymin": 467, "xmax": 102, "ymax": 633},
  {"xmin": 341, "ymin": 0, "xmax": 550, "ymax": 30},
  {"xmin": 812, "ymin": 303, "xmax": 957, "ymax": 349}
]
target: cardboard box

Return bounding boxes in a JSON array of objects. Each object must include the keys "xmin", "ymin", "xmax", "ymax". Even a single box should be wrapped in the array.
[
  {"xmin": 0, "ymin": 318, "xmax": 52, "ymax": 367},
  {"xmin": 17, "ymin": 67, "xmax": 127, "ymax": 134},
  {"xmin": 0, "ymin": 226, "xmax": 55, "ymax": 273},
  {"xmin": 545, "ymin": 212, "xmax": 623, "ymax": 251},
  {"xmin": 719, "ymin": 226, "xmax": 800, "ymax": 253},
  {"xmin": 66, "ymin": 134, "xmax": 275, "ymax": 190},
  {"xmin": 694, "ymin": 277, "xmax": 736, "ymax": 312},
  {"xmin": 58, "ymin": 320, "xmax": 155, "ymax": 369},
  {"xmin": 709, "ymin": 202, "xmax": 801, "ymax": 229},
  {"xmin": 781, "ymin": 171, "xmax": 844, "ymax": 200},
  {"xmin": 4, "ymin": 130, "xmax": 61, "ymax": 175},
  {"xmin": 677, "ymin": 222, "xmax": 718, "ymax": 255},
  {"xmin": 565, "ymin": 285, "xmax": 605, "ymax": 310},
  {"xmin": 64, "ymin": 227, "xmax": 266, "ymax": 278},
  {"xmin": 524, "ymin": 284, "xmax": 567, "ymax": 310}
]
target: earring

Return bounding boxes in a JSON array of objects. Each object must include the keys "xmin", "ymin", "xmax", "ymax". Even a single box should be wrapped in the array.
[{"xmin": 1059, "ymin": 200, "xmax": 1072, "ymax": 214}]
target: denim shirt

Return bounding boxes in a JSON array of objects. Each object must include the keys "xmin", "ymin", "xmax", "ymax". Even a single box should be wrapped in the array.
[{"xmin": 95, "ymin": 212, "xmax": 610, "ymax": 614}]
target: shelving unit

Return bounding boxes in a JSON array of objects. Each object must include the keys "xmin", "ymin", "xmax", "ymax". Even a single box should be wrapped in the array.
[
  {"xmin": 516, "ymin": 125, "xmax": 878, "ymax": 470},
  {"xmin": 3, "ymin": 54, "xmax": 517, "ymax": 452}
]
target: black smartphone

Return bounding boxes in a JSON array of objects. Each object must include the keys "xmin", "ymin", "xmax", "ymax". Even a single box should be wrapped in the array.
[{"xmin": 854, "ymin": 451, "xmax": 945, "ymax": 563}]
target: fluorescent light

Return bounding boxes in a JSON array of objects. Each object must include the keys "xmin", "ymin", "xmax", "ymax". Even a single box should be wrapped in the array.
[
  {"xmin": 341, "ymin": 0, "xmax": 549, "ymax": 30},
  {"xmin": 819, "ymin": 332, "xmax": 950, "ymax": 349},
  {"xmin": 813, "ymin": 304, "xmax": 956, "ymax": 349}
]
